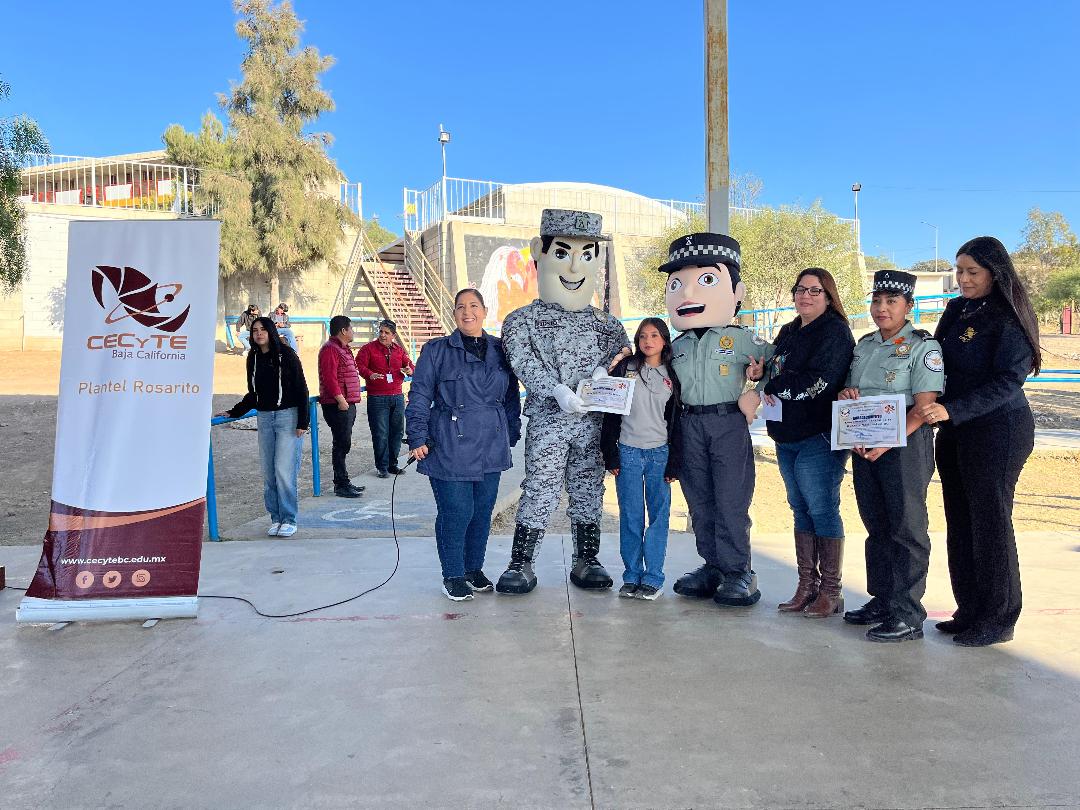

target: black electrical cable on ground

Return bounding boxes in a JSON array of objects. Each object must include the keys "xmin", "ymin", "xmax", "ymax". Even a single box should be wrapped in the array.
[
  {"xmin": 200, "ymin": 454, "xmax": 420, "ymax": 618},
  {"xmin": 6, "ymin": 446, "xmax": 427, "ymax": 617}
]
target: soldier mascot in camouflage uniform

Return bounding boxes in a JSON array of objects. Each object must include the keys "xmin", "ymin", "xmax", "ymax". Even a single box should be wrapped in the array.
[
  {"xmin": 660, "ymin": 233, "xmax": 775, "ymax": 607},
  {"xmin": 496, "ymin": 209, "xmax": 631, "ymax": 594}
]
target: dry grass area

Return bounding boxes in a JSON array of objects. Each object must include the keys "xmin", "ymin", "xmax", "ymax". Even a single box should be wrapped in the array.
[{"xmin": 3, "ymin": 332, "xmax": 1079, "ymax": 546}]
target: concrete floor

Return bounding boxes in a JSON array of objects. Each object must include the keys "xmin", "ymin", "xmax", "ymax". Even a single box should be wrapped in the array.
[{"xmin": 2, "ymin": 528, "xmax": 1079, "ymax": 809}]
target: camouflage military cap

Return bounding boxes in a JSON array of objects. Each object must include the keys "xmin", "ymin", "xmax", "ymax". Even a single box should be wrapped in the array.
[{"xmin": 539, "ymin": 209, "xmax": 611, "ymax": 241}]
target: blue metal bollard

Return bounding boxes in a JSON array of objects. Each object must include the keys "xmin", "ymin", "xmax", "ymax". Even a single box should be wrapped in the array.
[
  {"xmin": 310, "ymin": 397, "xmax": 321, "ymax": 496},
  {"xmin": 207, "ymin": 433, "xmax": 220, "ymax": 541}
]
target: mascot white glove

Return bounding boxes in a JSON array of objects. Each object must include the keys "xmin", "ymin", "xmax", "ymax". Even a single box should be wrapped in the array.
[
  {"xmin": 591, "ymin": 366, "xmax": 608, "ymax": 381},
  {"xmin": 553, "ymin": 383, "xmax": 588, "ymax": 415}
]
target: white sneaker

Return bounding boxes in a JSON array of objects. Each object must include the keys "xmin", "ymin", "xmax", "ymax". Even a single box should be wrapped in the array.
[
  {"xmin": 277, "ymin": 523, "xmax": 297, "ymax": 537},
  {"xmin": 267, "ymin": 522, "xmax": 281, "ymax": 536}
]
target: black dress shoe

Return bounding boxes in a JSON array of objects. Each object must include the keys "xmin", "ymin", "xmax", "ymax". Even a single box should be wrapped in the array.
[
  {"xmin": 333, "ymin": 486, "xmax": 361, "ymax": 498},
  {"xmin": 953, "ymin": 624, "xmax": 1014, "ymax": 647},
  {"xmin": 376, "ymin": 470, "xmax": 389, "ymax": 479},
  {"xmin": 843, "ymin": 600, "xmax": 890, "ymax": 625},
  {"xmin": 672, "ymin": 564, "xmax": 724, "ymax": 598},
  {"xmin": 388, "ymin": 466, "xmax": 406, "ymax": 475},
  {"xmin": 347, "ymin": 483, "xmax": 365, "ymax": 494},
  {"xmin": 866, "ymin": 617, "xmax": 924, "ymax": 643},
  {"xmin": 713, "ymin": 570, "xmax": 761, "ymax": 607},
  {"xmin": 935, "ymin": 618, "xmax": 971, "ymax": 634}
]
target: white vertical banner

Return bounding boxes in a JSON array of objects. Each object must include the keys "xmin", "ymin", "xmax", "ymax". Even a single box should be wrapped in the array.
[{"xmin": 18, "ymin": 220, "xmax": 220, "ymax": 623}]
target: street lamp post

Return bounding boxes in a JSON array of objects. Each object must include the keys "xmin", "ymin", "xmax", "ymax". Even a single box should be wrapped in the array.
[
  {"xmin": 438, "ymin": 124, "xmax": 452, "ymax": 290},
  {"xmin": 921, "ymin": 221, "xmax": 939, "ymax": 271},
  {"xmin": 438, "ymin": 124, "xmax": 451, "ymax": 216},
  {"xmin": 851, "ymin": 182, "xmax": 862, "ymax": 257}
]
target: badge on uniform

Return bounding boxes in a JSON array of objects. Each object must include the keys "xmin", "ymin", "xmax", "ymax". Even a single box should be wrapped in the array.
[
  {"xmin": 894, "ymin": 344, "xmax": 911, "ymax": 357},
  {"xmin": 719, "ymin": 335, "xmax": 734, "ymax": 350},
  {"xmin": 720, "ymin": 364, "xmax": 730, "ymax": 376},
  {"xmin": 923, "ymin": 349, "xmax": 944, "ymax": 371},
  {"xmin": 960, "ymin": 327, "xmax": 976, "ymax": 343},
  {"xmin": 750, "ymin": 333, "xmax": 766, "ymax": 346},
  {"xmin": 884, "ymin": 370, "xmax": 896, "ymax": 384}
]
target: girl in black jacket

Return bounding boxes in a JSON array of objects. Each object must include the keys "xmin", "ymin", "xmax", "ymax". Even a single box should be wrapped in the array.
[
  {"xmin": 217, "ymin": 317, "xmax": 310, "ymax": 537},
  {"xmin": 600, "ymin": 318, "xmax": 682, "ymax": 600}
]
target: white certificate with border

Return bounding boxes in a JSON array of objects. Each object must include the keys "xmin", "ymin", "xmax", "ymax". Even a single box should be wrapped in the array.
[
  {"xmin": 577, "ymin": 376, "xmax": 636, "ymax": 415},
  {"xmin": 830, "ymin": 395, "xmax": 907, "ymax": 450}
]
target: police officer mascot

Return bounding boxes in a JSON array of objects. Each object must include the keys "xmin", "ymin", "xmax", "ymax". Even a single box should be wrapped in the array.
[
  {"xmin": 661, "ymin": 233, "xmax": 775, "ymax": 607},
  {"xmin": 839, "ymin": 270, "xmax": 945, "ymax": 642},
  {"xmin": 496, "ymin": 209, "xmax": 631, "ymax": 594}
]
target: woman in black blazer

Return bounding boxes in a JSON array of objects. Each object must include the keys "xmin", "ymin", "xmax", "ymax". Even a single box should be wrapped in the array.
[{"xmin": 919, "ymin": 236, "xmax": 1042, "ymax": 647}]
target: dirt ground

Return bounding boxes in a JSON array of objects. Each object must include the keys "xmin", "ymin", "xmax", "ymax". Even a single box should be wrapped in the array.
[
  {"xmin": 2, "ymin": 333, "xmax": 1079, "ymax": 547},
  {"xmin": 0, "ymin": 345, "xmax": 377, "ymax": 546}
]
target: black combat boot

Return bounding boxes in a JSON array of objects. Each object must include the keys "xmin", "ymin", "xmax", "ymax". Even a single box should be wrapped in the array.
[
  {"xmin": 496, "ymin": 524, "xmax": 543, "ymax": 594},
  {"xmin": 569, "ymin": 523, "xmax": 613, "ymax": 590}
]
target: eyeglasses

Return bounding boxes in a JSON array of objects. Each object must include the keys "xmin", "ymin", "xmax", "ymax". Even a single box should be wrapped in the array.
[{"xmin": 791, "ymin": 285, "xmax": 826, "ymax": 297}]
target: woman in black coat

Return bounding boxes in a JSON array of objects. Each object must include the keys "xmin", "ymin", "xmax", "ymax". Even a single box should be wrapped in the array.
[
  {"xmin": 756, "ymin": 268, "xmax": 855, "ymax": 619},
  {"xmin": 919, "ymin": 236, "xmax": 1041, "ymax": 647}
]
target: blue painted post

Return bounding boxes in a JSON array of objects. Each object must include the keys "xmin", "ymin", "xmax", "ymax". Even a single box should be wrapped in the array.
[
  {"xmin": 310, "ymin": 398, "xmax": 321, "ymax": 496},
  {"xmin": 206, "ymin": 434, "xmax": 220, "ymax": 541}
]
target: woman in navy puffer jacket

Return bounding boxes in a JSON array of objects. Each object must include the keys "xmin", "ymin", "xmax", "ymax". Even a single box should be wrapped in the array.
[{"xmin": 406, "ymin": 288, "xmax": 522, "ymax": 601}]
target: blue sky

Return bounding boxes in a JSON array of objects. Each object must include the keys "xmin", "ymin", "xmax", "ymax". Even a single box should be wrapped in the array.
[{"xmin": 4, "ymin": 1, "xmax": 1078, "ymax": 266}]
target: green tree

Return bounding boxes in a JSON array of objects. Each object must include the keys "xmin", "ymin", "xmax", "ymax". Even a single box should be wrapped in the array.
[
  {"xmin": 163, "ymin": 0, "xmax": 354, "ymax": 301},
  {"xmin": 865, "ymin": 254, "xmax": 898, "ymax": 274},
  {"xmin": 905, "ymin": 258, "xmax": 953, "ymax": 274},
  {"xmin": 1014, "ymin": 208, "xmax": 1079, "ymax": 296},
  {"xmin": 0, "ymin": 76, "xmax": 49, "ymax": 291},
  {"xmin": 364, "ymin": 216, "xmax": 397, "ymax": 250},
  {"xmin": 628, "ymin": 201, "xmax": 863, "ymax": 317},
  {"xmin": 1043, "ymin": 267, "xmax": 1080, "ymax": 307}
]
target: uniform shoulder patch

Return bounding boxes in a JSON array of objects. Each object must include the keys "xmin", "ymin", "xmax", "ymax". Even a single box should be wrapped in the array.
[
  {"xmin": 912, "ymin": 328, "xmax": 933, "ymax": 340},
  {"xmin": 922, "ymin": 349, "xmax": 944, "ymax": 372},
  {"xmin": 857, "ymin": 331, "xmax": 878, "ymax": 342}
]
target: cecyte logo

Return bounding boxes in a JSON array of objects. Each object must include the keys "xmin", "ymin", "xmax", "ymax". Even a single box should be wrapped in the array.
[{"xmin": 92, "ymin": 265, "xmax": 190, "ymax": 333}]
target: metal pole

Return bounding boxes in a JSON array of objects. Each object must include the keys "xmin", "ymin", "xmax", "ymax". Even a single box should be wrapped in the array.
[
  {"xmin": 705, "ymin": 0, "xmax": 730, "ymax": 234},
  {"xmin": 206, "ymin": 435, "xmax": 220, "ymax": 541},
  {"xmin": 310, "ymin": 398, "xmax": 321, "ymax": 496}
]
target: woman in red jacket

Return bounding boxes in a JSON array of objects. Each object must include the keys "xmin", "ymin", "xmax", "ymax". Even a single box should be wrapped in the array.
[{"xmin": 356, "ymin": 319, "xmax": 415, "ymax": 478}]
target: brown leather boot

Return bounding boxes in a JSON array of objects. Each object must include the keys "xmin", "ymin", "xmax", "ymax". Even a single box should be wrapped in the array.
[
  {"xmin": 777, "ymin": 530, "xmax": 819, "ymax": 611},
  {"xmin": 803, "ymin": 536, "xmax": 844, "ymax": 618}
]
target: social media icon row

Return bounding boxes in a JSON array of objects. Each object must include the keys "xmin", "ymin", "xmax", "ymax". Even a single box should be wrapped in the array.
[{"xmin": 74, "ymin": 569, "xmax": 151, "ymax": 589}]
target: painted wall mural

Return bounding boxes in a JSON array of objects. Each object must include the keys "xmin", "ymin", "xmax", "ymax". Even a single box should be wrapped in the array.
[
  {"xmin": 463, "ymin": 233, "xmax": 607, "ymax": 329},
  {"xmin": 464, "ymin": 235, "xmax": 537, "ymax": 329}
]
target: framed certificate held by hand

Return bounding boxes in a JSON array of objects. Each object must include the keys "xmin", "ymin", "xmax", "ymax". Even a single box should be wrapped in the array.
[
  {"xmin": 830, "ymin": 395, "xmax": 907, "ymax": 450},
  {"xmin": 577, "ymin": 376, "xmax": 636, "ymax": 415}
]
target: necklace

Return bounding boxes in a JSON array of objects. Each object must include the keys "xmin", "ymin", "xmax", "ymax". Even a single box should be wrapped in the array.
[{"xmin": 960, "ymin": 299, "xmax": 988, "ymax": 319}]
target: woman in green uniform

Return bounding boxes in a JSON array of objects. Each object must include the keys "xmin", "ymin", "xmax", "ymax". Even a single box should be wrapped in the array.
[{"xmin": 838, "ymin": 270, "xmax": 944, "ymax": 642}]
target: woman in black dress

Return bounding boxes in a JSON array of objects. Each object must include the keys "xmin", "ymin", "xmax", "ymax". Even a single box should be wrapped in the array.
[{"xmin": 919, "ymin": 236, "xmax": 1041, "ymax": 647}]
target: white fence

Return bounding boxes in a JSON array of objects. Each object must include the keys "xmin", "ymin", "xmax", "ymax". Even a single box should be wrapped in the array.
[
  {"xmin": 403, "ymin": 176, "xmax": 855, "ymax": 238},
  {"xmin": 17, "ymin": 153, "xmax": 217, "ymax": 218}
]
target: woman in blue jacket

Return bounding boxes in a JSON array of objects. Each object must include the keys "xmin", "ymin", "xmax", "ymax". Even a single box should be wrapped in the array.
[{"xmin": 406, "ymin": 288, "xmax": 522, "ymax": 601}]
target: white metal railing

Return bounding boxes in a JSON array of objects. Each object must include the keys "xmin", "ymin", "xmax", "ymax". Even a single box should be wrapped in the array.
[
  {"xmin": 339, "ymin": 182, "xmax": 362, "ymax": 220},
  {"xmin": 347, "ymin": 228, "xmax": 415, "ymax": 349},
  {"xmin": 403, "ymin": 232, "xmax": 454, "ymax": 333},
  {"xmin": 17, "ymin": 153, "xmax": 218, "ymax": 217},
  {"xmin": 403, "ymin": 176, "xmax": 855, "ymax": 236}
]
